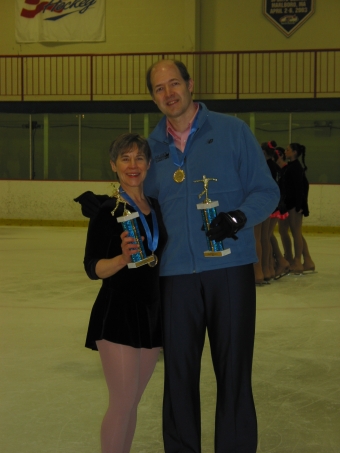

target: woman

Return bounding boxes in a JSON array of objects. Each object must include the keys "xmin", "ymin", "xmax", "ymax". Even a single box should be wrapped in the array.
[
  {"xmin": 269, "ymin": 146, "xmax": 290, "ymax": 278},
  {"xmin": 254, "ymin": 140, "xmax": 278, "ymax": 283},
  {"xmin": 78, "ymin": 133, "xmax": 167, "ymax": 453},
  {"xmin": 273, "ymin": 146, "xmax": 294, "ymax": 266},
  {"xmin": 281, "ymin": 142, "xmax": 315, "ymax": 274},
  {"xmin": 261, "ymin": 140, "xmax": 279, "ymax": 280}
]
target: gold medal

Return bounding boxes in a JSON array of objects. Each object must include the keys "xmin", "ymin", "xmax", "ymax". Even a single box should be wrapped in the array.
[
  {"xmin": 173, "ymin": 168, "xmax": 185, "ymax": 183},
  {"xmin": 148, "ymin": 253, "xmax": 158, "ymax": 268}
]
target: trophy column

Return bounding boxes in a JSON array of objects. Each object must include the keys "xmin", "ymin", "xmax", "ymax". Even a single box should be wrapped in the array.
[
  {"xmin": 117, "ymin": 212, "xmax": 156, "ymax": 268},
  {"xmin": 194, "ymin": 175, "xmax": 231, "ymax": 258},
  {"xmin": 197, "ymin": 200, "xmax": 231, "ymax": 257}
]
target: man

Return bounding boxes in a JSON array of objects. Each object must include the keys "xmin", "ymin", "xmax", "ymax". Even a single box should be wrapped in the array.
[{"xmin": 144, "ymin": 59, "xmax": 279, "ymax": 453}]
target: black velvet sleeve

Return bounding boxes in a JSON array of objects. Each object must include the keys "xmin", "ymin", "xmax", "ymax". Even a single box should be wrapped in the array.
[
  {"xmin": 74, "ymin": 191, "xmax": 111, "ymax": 219},
  {"xmin": 83, "ymin": 200, "xmax": 122, "ymax": 280}
]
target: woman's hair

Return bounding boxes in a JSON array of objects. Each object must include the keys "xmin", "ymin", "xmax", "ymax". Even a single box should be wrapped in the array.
[
  {"xmin": 109, "ymin": 133, "xmax": 151, "ymax": 163},
  {"xmin": 289, "ymin": 142, "xmax": 307, "ymax": 171},
  {"xmin": 261, "ymin": 140, "xmax": 277, "ymax": 158},
  {"xmin": 273, "ymin": 146, "xmax": 286, "ymax": 162},
  {"xmin": 146, "ymin": 59, "xmax": 191, "ymax": 95}
]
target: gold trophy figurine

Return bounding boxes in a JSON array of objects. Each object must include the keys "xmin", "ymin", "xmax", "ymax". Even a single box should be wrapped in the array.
[{"xmin": 195, "ymin": 175, "xmax": 218, "ymax": 203}]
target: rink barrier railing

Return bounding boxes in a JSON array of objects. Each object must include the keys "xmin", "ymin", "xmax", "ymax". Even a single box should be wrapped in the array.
[{"xmin": 0, "ymin": 49, "xmax": 340, "ymax": 101}]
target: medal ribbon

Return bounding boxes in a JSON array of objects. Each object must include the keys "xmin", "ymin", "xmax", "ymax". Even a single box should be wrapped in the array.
[
  {"xmin": 119, "ymin": 187, "xmax": 159, "ymax": 253},
  {"xmin": 168, "ymin": 110, "xmax": 200, "ymax": 172}
]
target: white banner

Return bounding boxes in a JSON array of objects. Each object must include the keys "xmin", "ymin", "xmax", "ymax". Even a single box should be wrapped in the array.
[{"xmin": 15, "ymin": 0, "xmax": 105, "ymax": 43}]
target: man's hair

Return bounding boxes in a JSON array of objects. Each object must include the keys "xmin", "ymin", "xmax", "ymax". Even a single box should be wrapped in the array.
[
  {"xmin": 109, "ymin": 133, "xmax": 151, "ymax": 163},
  {"xmin": 146, "ymin": 60, "xmax": 191, "ymax": 95}
]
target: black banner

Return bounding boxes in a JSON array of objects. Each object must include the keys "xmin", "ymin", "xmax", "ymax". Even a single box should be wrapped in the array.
[{"xmin": 263, "ymin": 0, "xmax": 315, "ymax": 37}]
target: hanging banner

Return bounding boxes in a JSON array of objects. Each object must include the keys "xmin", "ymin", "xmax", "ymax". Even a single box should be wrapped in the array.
[
  {"xmin": 15, "ymin": 0, "xmax": 106, "ymax": 43},
  {"xmin": 263, "ymin": 0, "xmax": 315, "ymax": 37}
]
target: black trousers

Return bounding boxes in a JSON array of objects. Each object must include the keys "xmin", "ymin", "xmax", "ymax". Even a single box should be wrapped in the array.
[{"xmin": 160, "ymin": 264, "xmax": 257, "ymax": 453}]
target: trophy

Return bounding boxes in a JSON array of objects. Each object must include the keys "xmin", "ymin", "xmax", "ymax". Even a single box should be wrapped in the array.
[
  {"xmin": 194, "ymin": 175, "xmax": 231, "ymax": 257},
  {"xmin": 111, "ymin": 191, "xmax": 157, "ymax": 269}
]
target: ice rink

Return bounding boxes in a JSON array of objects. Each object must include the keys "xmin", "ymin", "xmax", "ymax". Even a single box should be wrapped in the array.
[{"xmin": 1, "ymin": 226, "xmax": 339, "ymax": 453}]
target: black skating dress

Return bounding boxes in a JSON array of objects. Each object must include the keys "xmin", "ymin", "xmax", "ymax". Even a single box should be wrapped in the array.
[
  {"xmin": 281, "ymin": 159, "xmax": 309, "ymax": 217},
  {"xmin": 82, "ymin": 195, "xmax": 167, "ymax": 350}
]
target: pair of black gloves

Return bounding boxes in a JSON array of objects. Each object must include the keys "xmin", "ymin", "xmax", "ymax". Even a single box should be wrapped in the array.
[{"xmin": 205, "ymin": 210, "xmax": 247, "ymax": 241}]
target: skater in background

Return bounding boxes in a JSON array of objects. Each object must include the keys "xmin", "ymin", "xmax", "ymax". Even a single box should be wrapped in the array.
[
  {"xmin": 271, "ymin": 146, "xmax": 290, "ymax": 278},
  {"xmin": 279, "ymin": 142, "xmax": 315, "ymax": 274},
  {"xmin": 254, "ymin": 140, "xmax": 279, "ymax": 283}
]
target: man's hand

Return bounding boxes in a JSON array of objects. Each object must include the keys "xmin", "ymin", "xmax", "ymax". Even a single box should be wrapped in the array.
[{"xmin": 206, "ymin": 210, "xmax": 247, "ymax": 241}]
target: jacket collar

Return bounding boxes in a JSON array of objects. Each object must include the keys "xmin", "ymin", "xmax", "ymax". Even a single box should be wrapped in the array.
[{"xmin": 149, "ymin": 102, "xmax": 209, "ymax": 144}]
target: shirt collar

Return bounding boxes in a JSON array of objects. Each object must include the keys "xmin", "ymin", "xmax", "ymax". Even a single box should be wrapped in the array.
[{"xmin": 166, "ymin": 102, "xmax": 199, "ymax": 138}]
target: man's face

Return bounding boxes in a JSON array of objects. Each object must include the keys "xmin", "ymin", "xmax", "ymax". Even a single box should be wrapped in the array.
[{"xmin": 150, "ymin": 61, "xmax": 194, "ymax": 120}]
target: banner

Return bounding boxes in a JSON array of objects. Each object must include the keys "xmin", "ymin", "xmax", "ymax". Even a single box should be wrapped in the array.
[
  {"xmin": 15, "ymin": 0, "xmax": 105, "ymax": 43},
  {"xmin": 263, "ymin": 0, "xmax": 315, "ymax": 37}
]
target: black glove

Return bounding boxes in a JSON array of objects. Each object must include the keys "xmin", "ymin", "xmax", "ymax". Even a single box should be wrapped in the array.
[{"xmin": 206, "ymin": 210, "xmax": 247, "ymax": 241}]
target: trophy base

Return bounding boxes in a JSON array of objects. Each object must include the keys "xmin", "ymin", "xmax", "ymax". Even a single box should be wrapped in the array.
[
  {"xmin": 197, "ymin": 200, "xmax": 219, "ymax": 210},
  {"xmin": 204, "ymin": 248, "xmax": 231, "ymax": 257},
  {"xmin": 127, "ymin": 255, "xmax": 156, "ymax": 269}
]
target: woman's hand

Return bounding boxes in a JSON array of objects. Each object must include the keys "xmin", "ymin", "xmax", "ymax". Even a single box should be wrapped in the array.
[
  {"xmin": 94, "ymin": 232, "xmax": 144, "ymax": 278},
  {"xmin": 120, "ymin": 231, "xmax": 144, "ymax": 264}
]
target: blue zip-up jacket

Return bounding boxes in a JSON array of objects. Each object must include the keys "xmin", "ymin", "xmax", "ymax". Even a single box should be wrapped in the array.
[{"xmin": 144, "ymin": 103, "xmax": 280, "ymax": 276}]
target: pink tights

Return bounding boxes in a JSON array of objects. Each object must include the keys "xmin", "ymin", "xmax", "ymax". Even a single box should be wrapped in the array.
[{"xmin": 96, "ymin": 340, "xmax": 161, "ymax": 453}]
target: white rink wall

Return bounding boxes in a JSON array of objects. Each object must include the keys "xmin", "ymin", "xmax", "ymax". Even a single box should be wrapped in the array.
[
  {"xmin": 0, "ymin": 180, "xmax": 118, "ymax": 224},
  {"xmin": 0, "ymin": 181, "xmax": 339, "ymax": 228},
  {"xmin": 304, "ymin": 184, "xmax": 340, "ymax": 228}
]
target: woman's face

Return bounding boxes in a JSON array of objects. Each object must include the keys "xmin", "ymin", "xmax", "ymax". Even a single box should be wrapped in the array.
[
  {"xmin": 285, "ymin": 145, "xmax": 297, "ymax": 161},
  {"xmin": 110, "ymin": 144, "xmax": 150, "ymax": 190}
]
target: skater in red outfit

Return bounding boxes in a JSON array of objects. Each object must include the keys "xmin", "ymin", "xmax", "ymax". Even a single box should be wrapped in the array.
[{"xmin": 255, "ymin": 141, "xmax": 280, "ymax": 283}]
